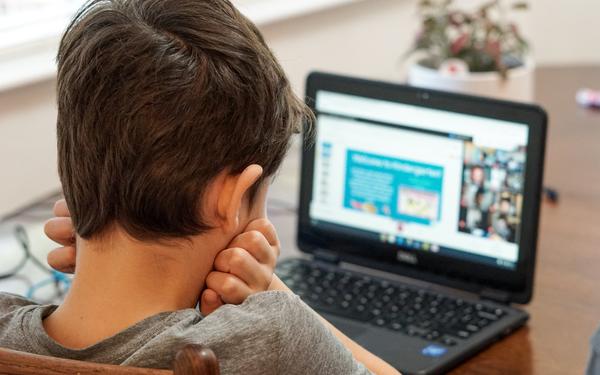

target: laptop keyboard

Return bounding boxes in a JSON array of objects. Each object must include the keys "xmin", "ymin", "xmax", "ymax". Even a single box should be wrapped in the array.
[{"xmin": 276, "ymin": 260, "xmax": 507, "ymax": 347}]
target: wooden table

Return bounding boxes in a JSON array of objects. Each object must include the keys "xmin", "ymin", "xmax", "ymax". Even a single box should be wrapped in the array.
[{"xmin": 270, "ymin": 66, "xmax": 600, "ymax": 375}]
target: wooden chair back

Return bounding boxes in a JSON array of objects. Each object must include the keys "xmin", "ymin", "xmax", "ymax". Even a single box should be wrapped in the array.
[{"xmin": 0, "ymin": 344, "xmax": 219, "ymax": 375}]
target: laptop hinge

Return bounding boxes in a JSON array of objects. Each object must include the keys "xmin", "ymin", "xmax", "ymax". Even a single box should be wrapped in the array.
[
  {"xmin": 480, "ymin": 288, "xmax": 511, "ymax": 304},
  {"xmin": 313, "ymin": 248, "xmax": 341, "ymax": 265}
]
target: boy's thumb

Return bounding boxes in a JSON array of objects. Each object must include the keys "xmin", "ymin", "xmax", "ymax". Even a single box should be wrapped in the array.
[{"xmin": 200, "ymin": 289, "xmax": 224, "ymax": 316}]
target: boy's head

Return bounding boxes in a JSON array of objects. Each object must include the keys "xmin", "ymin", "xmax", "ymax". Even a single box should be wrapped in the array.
[{"xmin": 56, "ymin": 0, "xmax": 312, "ymax": 242}]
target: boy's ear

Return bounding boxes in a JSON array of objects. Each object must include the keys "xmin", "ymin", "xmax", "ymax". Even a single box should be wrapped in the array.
[{"xmin": 216, "ymin": 164, "xmax": 263, "ymax": 233}]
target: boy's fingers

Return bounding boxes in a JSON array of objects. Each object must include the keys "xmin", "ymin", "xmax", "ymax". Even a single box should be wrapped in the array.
[
  {"xmin": 47, "ymin": 246, "xmax": 77, "ymax": 274},
  {"xmin": 44, "ymin": 217, "xmax": 75, "ymax": 246},
  {"xmin": 213, "ymin": 248, "xmax": 271, "ymax": 290},
  {"xmin": 53, "ymin": 199, "xmax": 71, "ymax": 217},
  {"xmin": 228, "ymin": 231, "xmax": 277, "ymax": 267},
  {"xmin": 44, "ymin": 215, "xmax": 77, "ymax": 274},
  {"xmin": 245, "ymin": 218, "xmax": 280, "ymax": 250},
  {"xmin": 205, "ymin": 271, "xmax": 253, "ymax": 305},
  {"xmin": 200, "ymin": 289, "xmax": 224, "ymax": 316}
]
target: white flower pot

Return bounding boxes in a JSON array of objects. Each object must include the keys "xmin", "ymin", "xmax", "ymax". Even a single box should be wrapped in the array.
[{"xmin": 408, "ymin": 60, "xmax": 535, "ymax": 102}]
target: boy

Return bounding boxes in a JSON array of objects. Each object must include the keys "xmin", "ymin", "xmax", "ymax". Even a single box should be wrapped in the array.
[{"xmin": 0, "ymin": 0, "xmax": 399, "ymax": 374}]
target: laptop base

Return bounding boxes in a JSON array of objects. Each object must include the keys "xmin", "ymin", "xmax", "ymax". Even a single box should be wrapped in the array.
[{"xmin": 277, "ymin": 258, "xmax": 529, "ymax": 375}]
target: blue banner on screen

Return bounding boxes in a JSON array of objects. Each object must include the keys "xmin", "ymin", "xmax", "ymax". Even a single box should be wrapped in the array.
[{"xmin": 344, "ymin": 150, "xmax": 444, "ymax": 225}]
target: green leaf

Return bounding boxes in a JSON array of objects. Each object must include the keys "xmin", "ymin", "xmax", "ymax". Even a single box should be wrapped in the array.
[
  {"xmin": 479, "ymin": 0, "xmax": 499, "ymax": 12},
  {"xmin": 512, "ymin": 2, "xmax": 529, "ymax": 10}
]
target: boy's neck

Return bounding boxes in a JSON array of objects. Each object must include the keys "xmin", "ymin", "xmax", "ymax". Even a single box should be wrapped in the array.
[{"xmin": 43, "ymin": 228, "xmax": 217, "ymax": 349}]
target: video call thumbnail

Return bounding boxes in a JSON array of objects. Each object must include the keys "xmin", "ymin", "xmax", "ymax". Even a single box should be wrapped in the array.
[{"xmin": 458, "ymin": 143, "xmax": 526, "ymax": 244}]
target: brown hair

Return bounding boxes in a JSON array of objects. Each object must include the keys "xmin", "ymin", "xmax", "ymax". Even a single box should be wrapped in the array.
[{"xmin": 56, "ymin": 0, "xmax": 312, "ymax": 241}]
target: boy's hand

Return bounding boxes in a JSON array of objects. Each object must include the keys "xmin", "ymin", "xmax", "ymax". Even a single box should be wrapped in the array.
[
  {"xmin": 200, "ymin": 218, "xmax": 280, "ymax": 316},
  {"xmin": 45, "ymin": 200, "xmax": 77, "ymax": 274}
]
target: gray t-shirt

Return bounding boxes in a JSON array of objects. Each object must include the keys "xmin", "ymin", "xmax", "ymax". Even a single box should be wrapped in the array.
[
  {"xmin": 0, "ymin": 291, "xmax": 370, "ymax": 375},
  {"xmin": 588, "ymin": 324, "xmax": 600, "ymax": 375}
]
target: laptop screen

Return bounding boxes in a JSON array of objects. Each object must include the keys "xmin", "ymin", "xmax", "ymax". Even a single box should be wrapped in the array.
[{"xmin": 308, "ymin": 90, "xmax": 530, "ymax": 271}]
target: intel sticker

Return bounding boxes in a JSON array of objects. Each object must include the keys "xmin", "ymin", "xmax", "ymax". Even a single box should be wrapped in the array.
[{"xmin": 421, "ymin": 344, "xmax": 448, "ymax": 357}]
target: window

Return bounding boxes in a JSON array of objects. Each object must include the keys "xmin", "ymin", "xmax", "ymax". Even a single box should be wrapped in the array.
[{"xmin": 0, "ymin": 0, "xmax": 360, "ymax": 91}]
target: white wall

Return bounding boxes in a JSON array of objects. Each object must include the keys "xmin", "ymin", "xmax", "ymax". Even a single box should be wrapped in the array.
[
  {"xmin": 0, "ymin": 0, "xmax": 598, "ymax": 216},
  {"xmin": 261, "ymin": 0, "xmax": 417, "ymax": 93},
  {"xmin": 528, "ymin": 0, "xmax": 600, "ymax": 65}
]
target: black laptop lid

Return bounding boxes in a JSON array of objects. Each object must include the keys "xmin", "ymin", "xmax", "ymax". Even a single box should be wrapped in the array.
[{"xmin": 298, "ymin": 72, "xmax": 547, "ymax": 304}]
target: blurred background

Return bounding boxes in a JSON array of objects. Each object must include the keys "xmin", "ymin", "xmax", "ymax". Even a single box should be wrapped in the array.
[{"xmin": 0, "ymin": 0, "xmax": 599, "ymax": 217}]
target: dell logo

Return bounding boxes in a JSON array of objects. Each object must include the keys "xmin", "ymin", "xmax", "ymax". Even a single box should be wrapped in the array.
[{"xmin": 397, "ymin": 251, "xmax": 418, "ymax": 265}]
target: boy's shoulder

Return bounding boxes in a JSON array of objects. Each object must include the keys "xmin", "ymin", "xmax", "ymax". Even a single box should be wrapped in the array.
[
  {"xmin": 0, "ymin": 292, "xmax": 47, "ymax": 354},
  {"xmin": 0, "ymin": 292, "xmax": 38, "ymax": 315},
  {"xmin": 206, "ymin": 290, "xmax": 301, "ymax": 323},
  {"xmin": 199, "ymin": 290, "xmax": 309, "ymax": 340},
  {"xmin": 125, "ymin": 291, "xmax": 306, "ymax": 371},
  {"xmin": 199, "ymin": 291, "xmax": 369, "ymax": 375},
  {"xmin": 135, "ymin": 291, "xmax": 369, "ymax": 374}
]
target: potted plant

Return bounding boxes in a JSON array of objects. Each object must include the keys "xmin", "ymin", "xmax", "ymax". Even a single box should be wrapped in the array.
[{"xmin": 407, "ymin": 0, "xmax": 533, "ymax": 102}]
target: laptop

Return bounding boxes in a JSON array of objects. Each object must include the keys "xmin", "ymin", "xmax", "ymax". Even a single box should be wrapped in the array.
[{"xmin": 275, "ymin": 72, "xmax": 547, "ymax": 374}]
